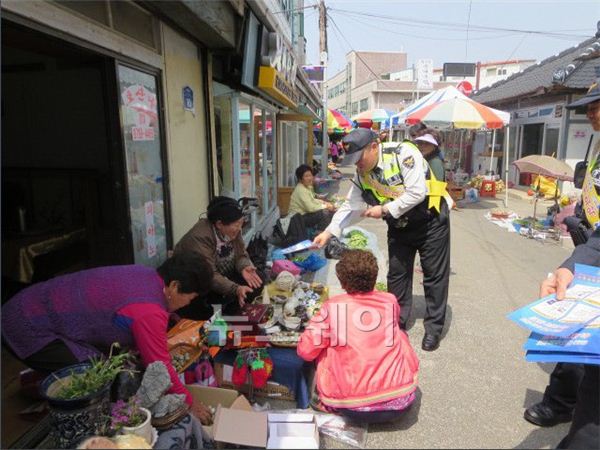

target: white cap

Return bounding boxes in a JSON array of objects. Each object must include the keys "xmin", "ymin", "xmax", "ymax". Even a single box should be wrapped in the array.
[{"xmin": 414, "ymin": 134, "xmax": 439, "ymax": 146}]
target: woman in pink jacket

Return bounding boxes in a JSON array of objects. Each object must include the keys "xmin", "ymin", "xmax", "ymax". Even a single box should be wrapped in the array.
[{"xmin": 297, "ymin": 250, "xmax": 419, "ymax": 423}]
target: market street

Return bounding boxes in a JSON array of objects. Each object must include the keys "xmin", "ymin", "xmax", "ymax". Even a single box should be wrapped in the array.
[{"xmin": 319, "ymin": 173, "xmax": 574, "ymax": 449}]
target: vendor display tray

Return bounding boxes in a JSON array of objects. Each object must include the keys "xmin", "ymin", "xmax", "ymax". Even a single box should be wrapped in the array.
[{"xmin": 169, "ymin": 342, "xmax": 203, "ymax": 374}]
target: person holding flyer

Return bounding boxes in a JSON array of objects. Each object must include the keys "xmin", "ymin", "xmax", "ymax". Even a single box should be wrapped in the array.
[
  {"xmin": 313, "ymin": 128, "xmax": 453, "ymax": 351},
  {"xmin": 531, "ymin": 80, "xmax": 600, "ymax": 449}
]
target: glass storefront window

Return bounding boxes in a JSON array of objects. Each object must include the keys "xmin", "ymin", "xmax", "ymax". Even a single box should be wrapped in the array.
[
  {"xmin": 239, "ymin": 101, "xmax": 253, "ymax": 199},
  {"xmin": 299, "ymin": 123, "xmax": 308, "ymax": 168},
  {"xmin": 254, "ymin": 108, "xmax": 265, "ymax": 218},
  {"xmin": 266, "ymin": 111, "xmax": 277, "ymax": 212},
  {"xmin": 279, "ymin": 119, "xmax": 310, "ymax": 188},
  {"xmin": 214, "ymin": 94, "xmax": 234, "ymax": 197},
  {"xmin": 117, "ymin": 64, "xmax": 167, "ymax": 266}
]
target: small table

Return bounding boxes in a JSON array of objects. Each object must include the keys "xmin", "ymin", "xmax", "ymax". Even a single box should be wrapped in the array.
[{"xmin": 214, "ymin": 348, "xmax": 312, "ymax": 409}]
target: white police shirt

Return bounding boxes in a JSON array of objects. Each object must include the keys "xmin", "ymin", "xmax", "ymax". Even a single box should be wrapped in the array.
[{"xmin": 325, "ymin": 142, "xmax": 428, "ymax": 238}]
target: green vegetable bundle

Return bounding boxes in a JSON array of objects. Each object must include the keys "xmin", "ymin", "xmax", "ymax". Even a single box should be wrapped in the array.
[
  {"xmin": 347, "ymin": 230, "xmax": 368, "ymax": 249},
  {"xmin": 53, "ymin": 344, "xmax": 135, "ymax": 399}
]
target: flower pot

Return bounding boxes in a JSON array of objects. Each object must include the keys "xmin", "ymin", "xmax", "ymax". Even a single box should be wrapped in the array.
[
  {"xmin": 40, "ymin": 363, "xmax": 112, "ymax": 449},
  {"xmin": 121, "ymin": 407, "xmax": 153, "ymax": 445}
]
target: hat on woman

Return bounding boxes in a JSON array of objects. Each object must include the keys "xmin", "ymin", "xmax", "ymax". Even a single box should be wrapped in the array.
[{"xmin": 414, "ymin": 134, "xmax": 439, "ymax": 147}]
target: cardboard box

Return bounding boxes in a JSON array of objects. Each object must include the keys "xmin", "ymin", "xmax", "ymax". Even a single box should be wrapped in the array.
[
  {"xmin": 267, "ymin": 413, "xmax": 319, "ymax": 449},
  {"xmin": 187, "ymin": 386, "xmax": 318, "ymax": 448},
  {"xmin": 213, "ymin": 404, "xmax": 268, "ymax": 448},
  {"xmin": 188, "ymin": 385, "xmax": 269, "ymax": 447},
  {"xmin": 187, "ymin": 385, "xmax": 253, "ymax": 443}
]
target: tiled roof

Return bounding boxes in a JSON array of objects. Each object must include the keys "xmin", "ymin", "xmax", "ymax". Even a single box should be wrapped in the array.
[{"xmin": 472, "ymin": 37, "xmax": 600, "ymax": 104}]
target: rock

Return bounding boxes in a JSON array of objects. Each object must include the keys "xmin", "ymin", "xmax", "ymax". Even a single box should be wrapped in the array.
[{"xmin": 136, "ymin": 361, "xmax": 172, "ymax": 409}]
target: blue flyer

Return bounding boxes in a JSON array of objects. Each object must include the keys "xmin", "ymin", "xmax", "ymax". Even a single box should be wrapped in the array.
[
  {"xmin": 280, "ymin": 239, "xmax": 314, "ymax": 255},
  {"xmin": 524, "ymin": 326, "xmax": 600, "ymax": 354},
  {"xmin": 508, "ymin": 264, "xmax": 600, "ymax": 338},
  {"xmin": 525, "ymin": 350, "xmax": 600, "ymax": 365}
]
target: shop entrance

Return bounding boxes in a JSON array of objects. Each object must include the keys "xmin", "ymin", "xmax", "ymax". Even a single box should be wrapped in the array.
[
  {"xmin": 276, "ymin": 114, "xmax": 313, "ymax": 216},
  {"xmin": 519, "ymin": 123, "xmax": 544, "ymax": 185},
  {"xmin": 1, "ymin": 21, "xmax": 131, "ymax": 301}
]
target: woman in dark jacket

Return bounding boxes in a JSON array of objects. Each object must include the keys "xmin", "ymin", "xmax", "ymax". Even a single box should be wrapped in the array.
[{"xmin": 173, "ymin": 196, "xmax": 263, "ymax": 320}]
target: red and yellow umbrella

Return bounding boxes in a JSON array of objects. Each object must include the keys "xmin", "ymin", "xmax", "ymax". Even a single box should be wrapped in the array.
[{"xmin": 405, "ymin": 98, "xmax": 508, "ymax": 129}]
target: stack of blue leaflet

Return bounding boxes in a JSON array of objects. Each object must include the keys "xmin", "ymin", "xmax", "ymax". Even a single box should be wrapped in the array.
[{"xmin": 508, "ymin": 264, "xmax": 600, "ymax": 365}]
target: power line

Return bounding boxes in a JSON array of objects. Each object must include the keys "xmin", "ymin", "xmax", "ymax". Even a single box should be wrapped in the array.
[
  {"xmin": 333, "ymin": 9, "xmax": 520, "ymax": 42},
  {"xmin": 326, "ymin": 12, "xmax": 398, "ymax": 92},
  {"xmin": 506, "ymin": 33, "xmax": 529, "ymax": 62},
  {"xmin": 328, "ymin": 7, "xmax": 592, "ymax": 39}
]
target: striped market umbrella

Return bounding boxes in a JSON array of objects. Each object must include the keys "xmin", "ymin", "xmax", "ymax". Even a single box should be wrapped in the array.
[
  {"xmin": 315, "ymin": 109, "xmax": 353, "ymax": 133},
  {"xmin": 352, "ymin": 108, "xmax": 396, "ymax": 123},
  {"xmin": 405, "ymin": 97, "xmax": 508, "ymax": 129}
]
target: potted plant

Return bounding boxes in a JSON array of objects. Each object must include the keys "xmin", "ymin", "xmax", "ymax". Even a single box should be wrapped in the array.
[
  {"xmin": 40, "ymin": 344, "xmax": 134, "ymax": 449},
  {"xmin": 109, "ymin": 396, "xmax": 153, "ymax": 445}
]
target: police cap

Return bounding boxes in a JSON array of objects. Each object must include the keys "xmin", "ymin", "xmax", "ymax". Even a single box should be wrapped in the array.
[
  {"xmin": 566, "ymin": 79, "xmax": 600, "ymax": 109},
  {"xmin": 340, "ymin": 128, "xmax": 379, "ymax": 166}
]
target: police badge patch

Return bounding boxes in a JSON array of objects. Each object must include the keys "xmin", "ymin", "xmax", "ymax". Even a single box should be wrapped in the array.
[{"xmin": 402, "ymin": 156, "xmax": 415, "ymax": 169}]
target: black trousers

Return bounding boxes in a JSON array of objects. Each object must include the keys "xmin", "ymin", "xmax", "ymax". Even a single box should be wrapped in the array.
[
  {"xmin": 543, "ymin": 362, "xmax": 585, "ymax": 414},
  {"xmin": 557, "ymin": 365, "xmax": 600, "ymax": 450},
  {"xmin": 387, "ymin": 214, "xmax": 450, "ymax": 336},
  {"xmin": 13, "ymin": 339, "xmax": 79, "ymax": 374},
  {"xmin": 284, "ymin": 209, "xmax": 334, "ymax": 247}
]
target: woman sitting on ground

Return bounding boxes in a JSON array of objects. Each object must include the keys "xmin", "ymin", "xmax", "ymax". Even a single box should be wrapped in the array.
[
  {"xmin": 2, "ymin": 253, "xmax": 214, "ymax": 423},
  {"xmin": 289, "ymin": 164, "xmax": 335, "ymax": 227},
  {"xmin": 297, "ymin": 250, "xmax": 419, "ymax": 423},
  {"xmin": 278, "ymin": 164, "xmax": 336, "ymax": 246},
  {"xmin": 173, "ymin": 196, "xmax": 263, "ymax": 320}
]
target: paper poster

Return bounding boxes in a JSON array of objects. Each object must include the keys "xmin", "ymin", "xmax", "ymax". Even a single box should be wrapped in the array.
[
  {"xmin": 122, "ymin": 84, "xmax": 157, "ymax": 141},
  {"xmin": 144, "ymin": 201, "xmax": 157, "ymax": 258}
]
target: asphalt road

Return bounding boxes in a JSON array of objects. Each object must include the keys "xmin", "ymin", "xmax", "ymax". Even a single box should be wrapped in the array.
[{"xmin": 319, "ymin": 174, "xmax": 575, "ymax": 448}]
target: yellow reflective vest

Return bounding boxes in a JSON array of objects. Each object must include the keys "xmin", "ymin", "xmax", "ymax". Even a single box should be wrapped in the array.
[{"xmin": 357, "ymin": 143, "xmax": 451, "ymax": 214}]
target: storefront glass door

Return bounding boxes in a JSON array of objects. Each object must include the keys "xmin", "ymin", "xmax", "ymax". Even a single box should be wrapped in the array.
[
  {"xmin": 276, "ymin": 115, "xmax": 312, "ymax": 214},
  {"xmin": 117, "ymin": 64, "xmax": 168, "ymax": 266}
]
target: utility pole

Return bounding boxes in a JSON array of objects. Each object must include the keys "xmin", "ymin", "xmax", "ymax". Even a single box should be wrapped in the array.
[{"xmin": 318, "ymin": 0, "xmax": 328, "ymax": 178}]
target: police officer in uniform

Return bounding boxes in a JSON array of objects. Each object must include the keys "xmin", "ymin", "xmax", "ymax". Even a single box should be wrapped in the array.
[
  {"xmin": 524, "ymin": 81, "xmax": 600, "ymax": 447},
  {"xmin": 313, "ymin": 128, "xmax": 452, "ymax": 351}
]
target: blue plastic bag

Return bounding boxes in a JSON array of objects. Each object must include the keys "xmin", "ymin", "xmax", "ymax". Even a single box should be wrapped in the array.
[{"xmin": 293, "ymin": 252, "xmax": 327, "ymax": 272}]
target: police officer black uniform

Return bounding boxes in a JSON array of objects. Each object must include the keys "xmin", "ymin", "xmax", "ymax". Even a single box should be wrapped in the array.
[
  {"xmin": 313, "ymin": 128, "xmax": 452, "ymax": 351},
  {"xmin": 524, "ymin": 80, "xmax": 600, "ymax": 449}
]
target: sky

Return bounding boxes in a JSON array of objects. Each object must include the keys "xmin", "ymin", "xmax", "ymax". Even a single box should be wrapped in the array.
[{"xmin": 302, "ymin": 0, "xmax": 600, "ymax": 77}]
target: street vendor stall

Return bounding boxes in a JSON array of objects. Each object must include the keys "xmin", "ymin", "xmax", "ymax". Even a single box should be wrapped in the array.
[{"xmin": 402, "ymin": 95, "xmax": 511, "ymax": 205}]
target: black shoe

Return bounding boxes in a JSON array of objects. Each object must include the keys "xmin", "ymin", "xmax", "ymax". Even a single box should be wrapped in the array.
[
  {"xmin": 421, "ymin": 334, "xmax": 440, "ymax": 351},
  {"xmin": 524, "ymin": 402, "xmax": 572, "ymax": 427}
]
